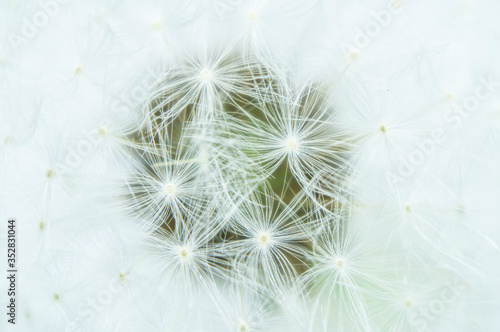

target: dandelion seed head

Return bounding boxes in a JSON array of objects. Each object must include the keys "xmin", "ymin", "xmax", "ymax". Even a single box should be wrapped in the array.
[{"xmin": 7, "ymin": 1, "xmax": 496, "ymax": 331}]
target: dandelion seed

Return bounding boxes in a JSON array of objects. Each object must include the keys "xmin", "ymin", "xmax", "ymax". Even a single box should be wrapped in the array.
[
  {"xmin": 74, "ymin": 66, "xmax": 84, "ymax": 76},
  {"xmin": 247, "ymin": 11, "xmax": 259, "ymax": 21},
  {"xmin": 300, "ymin": 221, "xmax": 391, "ymax": 330},
  {"xmin": 152, "ymin": 21, "xmax": 163, "ymax": 30},
  {"xmin": 347, "ymin": 51, "xmax": 359, "ymax": 62},
  {"xmin": 257, "ymin": 231, "xmax": 272, "ymax": 246},
  {"xmin": 224, "ymin": 188, "xmax": 310, "ymax": 291},
  {"xmin": 178, "ymin": 246, "xmax": 192, "ymax": 260},
  {"xmin": 334, "ymin": 257, "xmax": 345, "ymax": 270},
  {"xmin": 97, "ymin": 126, "xmax": 108, "ymax": 137},
  {"xmin": 226, "ymin": 76, "xmax": 352, "ymax": 201},
  {"xmin": 164, "ymin": 182, "xmax": 177, "ymax": 196},
  {"xmin": 237, "ymin": 320, "xmax": 249, "ymax": 331},
  {"xmin": 285, "ymin": 136, "xmax": 300, "ymax": 152},
  {"xmin": 199, "ymin": 68, "xmax": 213, "ymax": 82}
]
